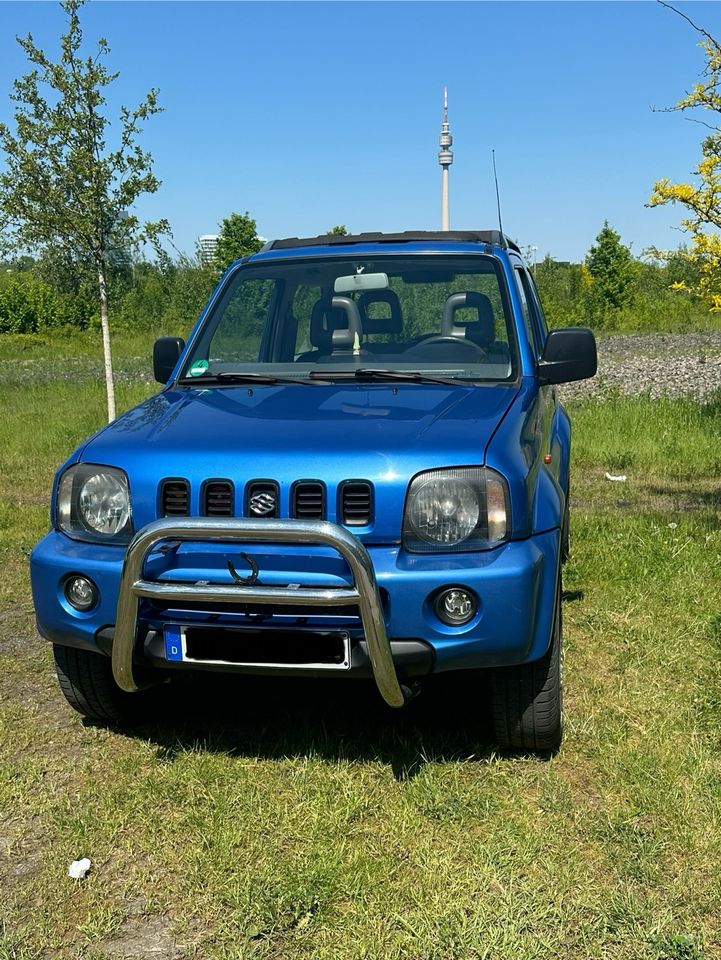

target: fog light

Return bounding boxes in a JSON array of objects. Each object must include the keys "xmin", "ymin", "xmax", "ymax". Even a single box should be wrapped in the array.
[
  {"xmin": 434, "ymin": 587, "xmax": 478, "ymax": 626},
  {"xmin": 65, "ymin": 575, "xmax": 98, "ymax": 612}
]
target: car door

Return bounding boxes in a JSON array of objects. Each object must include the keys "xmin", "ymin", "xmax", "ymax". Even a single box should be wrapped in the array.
[
  {"xmin": 518, "ymin": 263, "xmax": 571, "ymax": 504},
  {"xmin": 511, "ymin": 261, "xmax": 561, "ymax": 484}
]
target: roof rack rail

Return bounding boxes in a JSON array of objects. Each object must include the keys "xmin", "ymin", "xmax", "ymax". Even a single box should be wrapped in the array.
[{"xmin": 266, "ymin": 230, "xmax": 521, "ymax": 255}]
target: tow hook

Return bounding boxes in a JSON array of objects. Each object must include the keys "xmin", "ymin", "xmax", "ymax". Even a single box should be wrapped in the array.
[
  {"xmin": 226, "ymin": 553, "xmax": 260, "ymax": 586},
  {"xmin": 400, "ymin": 681, "xmax": 422, "ymax": 704}
]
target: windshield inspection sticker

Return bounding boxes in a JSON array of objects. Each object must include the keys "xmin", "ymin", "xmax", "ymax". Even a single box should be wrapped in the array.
[{"xmin": 189, "ymin": 359, "xmax": 209, "ymax": 377}]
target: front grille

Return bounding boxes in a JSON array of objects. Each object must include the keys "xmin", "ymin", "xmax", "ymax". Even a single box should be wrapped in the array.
[
  {"xmin": 161, "ymin": 479, "xmax": 190, "ymax": 517},
  {"xmin": 158, "ymin": 477, "xmax": 374, "ymax": 524},
  {"xmin": 203, "ymin": 480, "xmax": 234, "ymax": 516},
  {"xmin": 292, "ymin": 481, "xmax": 325, "ymax": 520},
  {"xmin": 340, "ymin": 481, "xmax": 373, "ymax": 526},
  {"xmin": 246, "ymin": 480, "xmax": 279, "ymax": 518}
]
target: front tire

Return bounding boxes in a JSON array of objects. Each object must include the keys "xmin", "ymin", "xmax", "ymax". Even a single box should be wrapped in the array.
[
  {"xmin": 53, "ymin": 645, "xmax": 145, "ymax": 724},
  {"xmin": 491, "ymin": 576, "xmax": 563, "ymax": 752}
]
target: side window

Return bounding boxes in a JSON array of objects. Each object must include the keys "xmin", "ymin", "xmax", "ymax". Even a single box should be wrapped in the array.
[
  {"xmin": 291, "ymin": 284, "xmax": 323, "ymax": 355},
  {"xmin": 513, "ymin": 267, "xmax": 540, "ymax": 359},
  {"xmin": 524, "ymin": 270, "xmax": 549, "ymax": 344},
  {"xmin": 209, "ymin": 278, "xmax": 276, "ymax": 362}
]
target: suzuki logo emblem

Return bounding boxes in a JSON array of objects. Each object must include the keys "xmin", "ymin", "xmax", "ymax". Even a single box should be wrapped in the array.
[{"xmin": 249, "ymin": 491, "xmax": 276, "ymax": 516}]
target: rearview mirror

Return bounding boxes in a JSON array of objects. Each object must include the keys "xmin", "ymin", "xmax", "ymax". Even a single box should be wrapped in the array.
[
  {"xmin": 334, "ymin": 272, "xmax": 389, "ymax": 294},
  {"xmin": 537, "ymin": 327, "xmax": 597, "ymax": 385},
  {"xmin": 153, "ymin": 336, "xmax": 185, "ymax": 384}
]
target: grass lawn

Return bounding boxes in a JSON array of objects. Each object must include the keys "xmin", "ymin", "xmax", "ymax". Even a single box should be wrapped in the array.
[{"xmin": 0, "ymin": 349, "xmax": 720, "ymax": 959}]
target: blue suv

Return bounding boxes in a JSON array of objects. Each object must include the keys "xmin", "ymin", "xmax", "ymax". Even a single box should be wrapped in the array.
[{"xmin": 30, "ymin": 231, "xmax": 596, "ymax": 751}]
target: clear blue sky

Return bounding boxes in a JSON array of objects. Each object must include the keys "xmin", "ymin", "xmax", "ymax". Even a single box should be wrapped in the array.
[{"xmin": 0, "ymin": 0, "xmax": 718, "ymax": 262}]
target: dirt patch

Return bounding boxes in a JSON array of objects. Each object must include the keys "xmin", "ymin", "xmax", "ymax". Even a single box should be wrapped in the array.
[
  {"xmin": 0, "ymin": 813, "xmax": 50, "ymax": 893},
  {"xmin": 0, "ymin": 607, "xmax": 32, "ymax": 623},
  {"xmin": 99, "ymin": 916, "xmax": 185, "ymax": 959},
  {"xmin": 0, "ymin": 621, "xmax": 76, "ymax": 733},
  {"xmin": 572, "ymin": 476, "xmax": 721, "ymax": 518}
]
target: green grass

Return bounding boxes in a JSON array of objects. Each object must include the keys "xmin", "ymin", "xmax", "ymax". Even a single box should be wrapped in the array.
[
  {"xmin": 571, "ymin": 392, "xmax": 721, "ymax": 477},
  {"xmin": 0, "ymin": 328, "xmax": 162, "ymax": 395},
  {"xmin": 0, "ymin": 327, "xmax": 161, "ymax": 363},
  {"xmin": 0, "ymin": 350, "xmax": 720, "ymax": 959}
]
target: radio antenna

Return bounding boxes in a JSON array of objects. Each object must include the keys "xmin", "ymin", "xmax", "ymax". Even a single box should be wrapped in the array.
[{"xmin": 492, "ymin": 149, "xmax": 504, "ymax": 239}]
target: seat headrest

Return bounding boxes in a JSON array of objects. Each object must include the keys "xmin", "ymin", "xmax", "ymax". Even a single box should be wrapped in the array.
[
  {"xmin": 441, "ymin": 291, "xmax": 495, "ymax": 347},
  {"xmin": 310, "ymin": 296, "xmax": 362, "ymax": 352},
  {"xmin": 357, "ymin": 290, "xmax": 403, "ymax": 336},
  {"xmin": 310, "ymin": 299, "xmax": 349, "ymax": 350}
]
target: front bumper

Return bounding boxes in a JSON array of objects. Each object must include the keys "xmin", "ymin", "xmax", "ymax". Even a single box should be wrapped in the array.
[
  {"xmin": 115, "ymin": 518, "xmax": 404, "ymax": 707},
  {"xmin": 31, "ymin": 520, "xmax": 560, "ymax": 703}
]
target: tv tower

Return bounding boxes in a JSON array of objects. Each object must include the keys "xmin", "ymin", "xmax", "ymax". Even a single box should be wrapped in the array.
[{"xmin": 438, "ymin": 86, "xmax": 453, "ymax": 231}]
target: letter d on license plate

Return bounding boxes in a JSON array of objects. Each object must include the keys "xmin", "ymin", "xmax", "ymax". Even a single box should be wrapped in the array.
[{"xmin": 164, "ymin": 625, "xmax": 183, "ymax": 661}]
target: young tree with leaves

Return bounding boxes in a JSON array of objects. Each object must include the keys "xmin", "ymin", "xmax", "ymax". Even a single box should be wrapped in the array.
[
  {"xmin": 648, "ymin": 2, "xmax": 721, "ymax": 310},
  {"xmin": 584, "ymin": 222, "xmax": 637, "ymax": 323},
  {"xmin": 328, "ymin": 225, "xmax": 349, "ymax": 235},
  {"xmin": 0, "ymin": 0, "xmax": 168, "ymax": 420},
  {"xmin": 214, "ymin": 212, "xmax": 263, "ymax": 271}
]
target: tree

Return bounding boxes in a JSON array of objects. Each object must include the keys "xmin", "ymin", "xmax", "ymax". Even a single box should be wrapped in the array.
[
  {"xmin": 0, "ymin": 0, "xmax": 168, "ymax": 420},
  {"xmin": 648, "ymin": 3, "xmax": 721, "ymax": 309},
  {"xmin": 584, "ymin": 222, "xmax": 637, "ymax": 322},
  {"xmin": 534, "ymin": 255, "xmax": 585, "ymax": 328},
  {"xmin": 328, "ymin": 224, "xmax": 349, "ymax": 235},
  {"xmin": 214, "ymin": 212, "xmax": 262, "ymax": 271}
]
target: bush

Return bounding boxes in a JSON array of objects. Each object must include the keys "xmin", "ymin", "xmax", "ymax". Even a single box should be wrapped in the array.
[
  {"xmin": 534, "ymin": 256, "xmax": 713, "ymax": 334},
  {"xmin": 0, "ymin": 271, "xmax": 94, "ymax": 333},
  {"xmin": 112, "ymin": 259, "xmax": 217, "ymax": 335},
  {"xmin": 162, "ymin": 261, "xmax": 217, "ymax": 334}
]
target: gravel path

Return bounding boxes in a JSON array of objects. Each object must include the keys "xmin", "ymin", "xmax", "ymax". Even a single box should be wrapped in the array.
[
  {"xmin": 561, "ymin": 332, "xmax": 721, "ymax": 401},
  {"xmin": 2, "ymin": 331, "xmax": 720, "ymax": 399},
  {"xmin": 0, "ymin": 354, "xmax": 150, "ymax": 386}
]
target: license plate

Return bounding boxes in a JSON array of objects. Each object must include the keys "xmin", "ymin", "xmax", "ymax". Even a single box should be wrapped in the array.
[{"xmin": 163, "ymin": 624, "xmax": 351, "ymax": 670}]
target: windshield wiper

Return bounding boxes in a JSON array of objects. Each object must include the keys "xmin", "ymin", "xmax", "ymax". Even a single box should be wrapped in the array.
[
  {"xmin": 309, "ymin": 368, "xmax": 459, "ymax": 385},
  {"xmin": 177, "ymin": 372, "xmax": 323, "ymax": 386}
]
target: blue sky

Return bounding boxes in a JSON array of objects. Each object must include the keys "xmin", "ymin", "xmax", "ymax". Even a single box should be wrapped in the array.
[{"xmin": 0, "ymin": 1, "xmax": 718, "ymax": 261}]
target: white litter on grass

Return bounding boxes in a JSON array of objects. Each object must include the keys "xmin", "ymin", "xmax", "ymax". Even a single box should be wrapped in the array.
[
  {"xmin": 68, "ymin": 857, "xmax": 91, "ymax": 879},
  {"xmin": 604, "ymin": 472, "xmax": 627, "ymax": 482},
  {"xmin": 668, "ymin": 522, "xmax": 678, "ymax": 530}
]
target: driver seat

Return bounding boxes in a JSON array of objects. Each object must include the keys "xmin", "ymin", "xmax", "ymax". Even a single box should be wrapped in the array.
[
  {"xmin": 357, "ymin": 290, "xmax": 403, "ymax": 355},
  {"xmin": 296, "ymin": 299, "xmax": 349, "ymax": 361},
  {"xmin": 442, "ymin": 291, "xmax": 510, "ymax": 364},
  {"xmin": 442, "ymin": 291, "xmax": 495, "ymax": 347}
]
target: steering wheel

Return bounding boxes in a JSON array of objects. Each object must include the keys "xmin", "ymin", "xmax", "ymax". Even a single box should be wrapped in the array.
[{"xmin": 405, "ymin": 335, "xmax": 486, "ymax": 358}]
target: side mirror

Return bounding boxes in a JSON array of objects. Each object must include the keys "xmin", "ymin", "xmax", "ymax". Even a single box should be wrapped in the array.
[
  {"xmin": 538, "ymin": 327, "xmax": 597, "ymax": 385},
  {"xmin": 153, "ymin": 336, "xmax": 185, "ymax": 384}
]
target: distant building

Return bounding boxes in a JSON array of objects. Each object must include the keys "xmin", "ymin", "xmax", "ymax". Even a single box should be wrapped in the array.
[{"xmin": 198, "ymin": 234, "xmax": 219, "ymax": 265}]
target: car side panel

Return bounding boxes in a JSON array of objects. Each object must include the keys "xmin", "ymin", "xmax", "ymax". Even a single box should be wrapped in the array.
[{"xmin": 484, "ymin": 378, "xmax": 566, "ymax": 539}]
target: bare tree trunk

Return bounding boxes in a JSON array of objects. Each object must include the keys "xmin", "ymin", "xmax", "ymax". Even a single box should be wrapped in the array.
[{"xmin": 97, "ymin": 259, "xmax": 116, "ymax": 422}]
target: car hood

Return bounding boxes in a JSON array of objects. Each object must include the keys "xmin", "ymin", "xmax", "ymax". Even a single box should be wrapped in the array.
[{"xmin": 81, "ymin": 382, "xmax": 519, "ymax": 542}]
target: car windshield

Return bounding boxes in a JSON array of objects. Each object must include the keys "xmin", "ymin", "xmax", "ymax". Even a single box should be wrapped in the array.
[{"xmin": 180, "ymin": 254, "xmax": 518, "ymax": 384}]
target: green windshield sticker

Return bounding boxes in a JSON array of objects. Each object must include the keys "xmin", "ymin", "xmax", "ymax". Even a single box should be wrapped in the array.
[{"xmin": 189, "ymin": 359, "xmax": 209, "ymax": 377}]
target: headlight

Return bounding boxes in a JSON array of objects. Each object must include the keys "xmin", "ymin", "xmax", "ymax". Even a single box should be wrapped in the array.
[
  {"xmin": 57, "ymin": 464, "xmax": 132, "ymax": 542},
  {"xmin": 403, "ymin": 467, "xmax": 509, "ymax": 552}
]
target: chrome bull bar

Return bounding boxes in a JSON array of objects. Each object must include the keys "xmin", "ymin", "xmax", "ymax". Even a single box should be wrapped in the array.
[{"xmin": 112, "ymin": 517, "xmax": 405, "ymax": 708}]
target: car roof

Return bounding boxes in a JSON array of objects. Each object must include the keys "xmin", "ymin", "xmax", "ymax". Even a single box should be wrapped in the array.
[{"xmin": 247, "ymin": 230, "xmax": 521, "ymax": 264}]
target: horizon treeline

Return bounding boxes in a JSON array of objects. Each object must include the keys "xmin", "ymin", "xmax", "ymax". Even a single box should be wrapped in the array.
[{"xmin": 0, "ymin": 222, "xmax": 715, "ymax": 339}]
